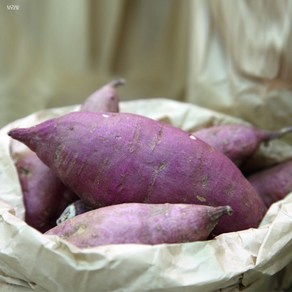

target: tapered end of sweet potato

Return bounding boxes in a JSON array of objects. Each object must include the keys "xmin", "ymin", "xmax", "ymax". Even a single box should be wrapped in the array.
[
  {"xmin": 209, "ymin": 205, "xmax": 233, "ymax": 222},
  {"xmin": 268, "ymin": 126, "xmax": 292, "ymax": 141},
  {"xmin": 80, "ymin": 79, "xmax": 125, "ymax": 113},
  {"xmin": 8, "ymin": 128, "xmax": 31, "ymax": 144},
  {"xmin": 109, "ymin": 79, "xmax": 126, "ymax": 88},
  {"xmin": 8, "ymin": 119, "xmax": 56, "ymax": 153}
]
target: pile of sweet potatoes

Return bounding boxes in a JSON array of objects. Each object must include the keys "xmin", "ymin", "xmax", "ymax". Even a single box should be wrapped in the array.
[{"xmin": 6, "ymin": 81, "xmax": 292, "ymax": 249}]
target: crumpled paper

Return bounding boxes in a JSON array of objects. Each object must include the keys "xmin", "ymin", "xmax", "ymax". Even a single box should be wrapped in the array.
[{"xmin": 0, "ymin": 99, "xmax": 292, "ymax": 292}]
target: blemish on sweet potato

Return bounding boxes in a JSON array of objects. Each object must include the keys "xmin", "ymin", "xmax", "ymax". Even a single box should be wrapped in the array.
[
  {"xmin": 196, "ymin": 195, "xmax": 206, "ymax": 202},
  {"xmin": 200, "ymin": 175, "xmax": 209, "ymax": 188},
  {"xmin": 226, "ymin": 183, "xmax": 236, "ymax": 199},
  {"xmin": 149, "ymin": 127, "xmax": 164, "ymax": 151},
  {"xmin": 93, "ymin": 159, "xmax": 110, "ymax": 186},
  {"xmin": 18, "ymin": 166, "xmax": 31, "ymax": 177},
  {"xmin": 145, "ymin": 163, "xmax": 167, "ymax": 203},
  {"xmin": 128, "ymin": 124, "xmax": 141, "ymax": 153}
]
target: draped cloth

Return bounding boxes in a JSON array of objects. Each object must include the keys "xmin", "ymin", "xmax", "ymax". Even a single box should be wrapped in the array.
[{"xmin": 1, "ymin": 0, "xmax": 292, "ymax": 135}]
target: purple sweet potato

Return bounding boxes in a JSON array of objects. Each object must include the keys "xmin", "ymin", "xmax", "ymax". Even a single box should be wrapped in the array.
[
  {"xmin": 11, "ymin": 80, "xmax": 123, "ymax": 232},
  {"xmin": 247, "ymin": 159, "xmax": 292, "ymax": 208},
  {"xmin": 192, "ymin": 124, "xmax": 292, "ymax": 167},
  {"xmin": 46, "ymin": 203, "xmax": 233, "ymax": 247},
  {"xmin": 56, "ymin": 199, "xmax": 93, "ymax": 225},
  {"xmin": 80, "ymin": 79, "xmax": 124, "ymax": 112},
  {"xmin": 8, "ymin": 111, "xmax": 267, "ymax": 234},
  {"xmin": 15, "ymin": 151, "xmax": 78, "ymax": 232}
]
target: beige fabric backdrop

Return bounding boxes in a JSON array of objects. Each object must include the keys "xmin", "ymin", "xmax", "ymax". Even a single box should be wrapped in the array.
[{"xmin": 1, "ymin": 0, "xmax": 292, "ymax": 137}]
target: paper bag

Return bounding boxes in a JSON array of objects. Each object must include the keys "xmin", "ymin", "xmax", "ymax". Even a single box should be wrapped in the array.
[{"xmin": 0, "ymin": 99, "xmax": 292, "ymax": 292}]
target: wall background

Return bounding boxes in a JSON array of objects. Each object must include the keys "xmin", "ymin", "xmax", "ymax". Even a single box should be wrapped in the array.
[{"xmin": 1, "ymin": 0, "xmax": 292, "ymax": 139}]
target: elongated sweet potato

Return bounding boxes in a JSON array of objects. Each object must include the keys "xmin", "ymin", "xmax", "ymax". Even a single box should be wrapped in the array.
[
  {"xmin": 46, "ymin": 203, "xmax": 233, "ymax": 247},
  {"xmin": 247, "ymin": 159, "xmax": 292, "ymax": 208},
  {"xmin": 8, "ymin": 111, "xmax": 267, "ymax": 234},
  {"xmin": 56, "ymin": 199, "xmax": 93, "ymax": 225},
  {"xmin": 192, "ymin": 124, "xmax": 292, "ymax": 167},
  {"xmin": 15, "ymin": 151, "xmax": 78, "ymax": 232},
  {"xmin": 11, "ymin": 80, "xmax": 123, "ymax": 232},
  {"xmin": 80, "ymin": 79, "xmax": 124, "ymax": 112}
]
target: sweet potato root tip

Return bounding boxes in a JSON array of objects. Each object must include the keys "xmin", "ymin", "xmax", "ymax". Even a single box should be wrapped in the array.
[
  {"xmin": 110, "ymin": 79, "xmax": 126, "ymax": 88},
  {"xmin": 209, "ymin": 205, "xmax": 233, "ymax": 221},
  {"xmin": 8, "ymin": 128, "xmax": 29, "ymax": 142},
  {"xmin": 265, "ymin": 126, "xmax": 292, "ymax": 141}
]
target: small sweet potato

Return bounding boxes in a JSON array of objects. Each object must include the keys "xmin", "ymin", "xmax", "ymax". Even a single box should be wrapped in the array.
[
  {"xmin": 80, "ymin": 79, "xmax": 124, "ymax": 112},
  {"xmin": 15, "ymin": 151, "xmax": 78, "ymax": 232},
  {"xmin": 46, "ymin": 203, "xmax": 233, "ymax": 247},
  {"xmin": 56, "ymin": 199, "xmax": 93, "ymax": 225},
  {"xmin": 247, "ymin": 159, "xmax": 292, "ymax": 208},
  {"xmin": 8, "ymin": 111, "xmax": 267, "ymax": 234},
  {"xmin": 192, "ymin": 124, "xmax": 292, "ymax": 167}
]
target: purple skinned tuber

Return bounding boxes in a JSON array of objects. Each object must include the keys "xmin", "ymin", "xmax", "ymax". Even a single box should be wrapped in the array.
[
  {"xmin": 80, "ymin": 79, "xmax": 125, "ymax": 113},
  {"xmin": 46, "ymin": 203, "xmax": 233, "ymax": 247},
  {"xmin": 8, "ymin": 111, "xmax": 267, "ymax": 234},
  {"xmin": 15, "ymin": 151, "xmax": 78, "ymax": 232},
  {"xmin": 247, "ymin": 159, "xmax": 292, "ymax": 208},
  {"xmin": 192, "ymin": 124, "xmax": 292, "ymax": 167}
]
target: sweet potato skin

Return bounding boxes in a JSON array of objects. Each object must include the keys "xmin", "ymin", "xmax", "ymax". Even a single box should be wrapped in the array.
[
  {"xmin": 80, "ymin": 79, "xmax": 124, "ymax": 113},
  {"xmin": 8, "ymin": 112, "xmax": 267, "ymax": 234},
  {"xmin": 46, "ymin": 203, "xmax": 232, "ymax": 247},
  {"xmin": 247, "ymin": 159, "xmax": 292, "ymax": 208},
  {"xmin": 15, "ymin": 151, "xmax": 78, "ymax": 232},
  {"xmin": 192, "ymin": 124, "xmax": 292, "ymax": 167}
]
